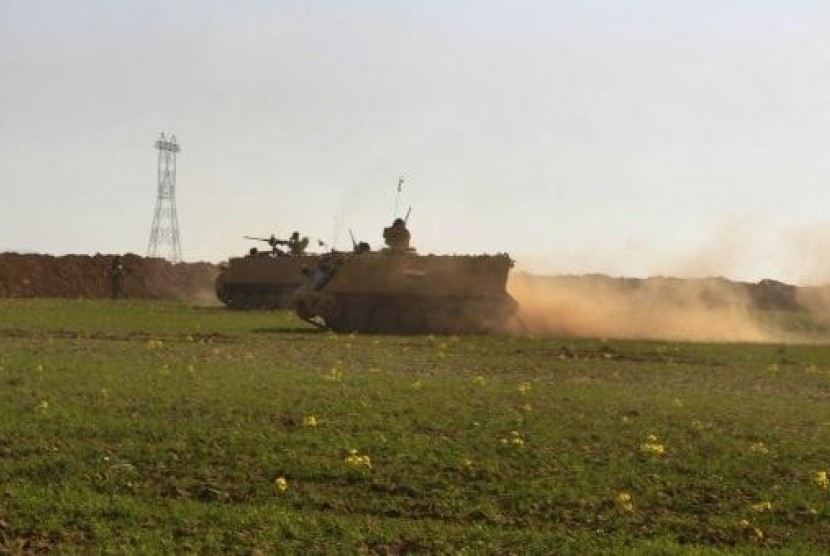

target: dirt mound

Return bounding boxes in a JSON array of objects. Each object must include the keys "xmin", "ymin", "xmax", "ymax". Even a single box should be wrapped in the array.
[{"xmin": 0, "ymin": 252, "xmax": 219, "ymax": 301}]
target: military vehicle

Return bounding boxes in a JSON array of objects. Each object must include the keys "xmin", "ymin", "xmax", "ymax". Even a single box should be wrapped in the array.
[
  {"xmin": 215, "ymin": 233, "xmax": 319, "ymax": 309},
  {"xmin": 292, "ymin": 226, "xmax": 517, "ymax": 333}
]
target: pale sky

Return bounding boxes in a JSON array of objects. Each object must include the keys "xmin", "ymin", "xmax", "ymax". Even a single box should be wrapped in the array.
[{"xmin": 2, "ymin": 1, "xmax": 830, "ymax": 284}]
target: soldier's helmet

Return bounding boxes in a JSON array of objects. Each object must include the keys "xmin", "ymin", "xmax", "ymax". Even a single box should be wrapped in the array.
[
  {"xmin": 291, "ymin": 231, "xmax": 299, "ymax": 239},
  {"xmin": 393, "ymin": 218, "xmax": 405, "ymax": 227}
]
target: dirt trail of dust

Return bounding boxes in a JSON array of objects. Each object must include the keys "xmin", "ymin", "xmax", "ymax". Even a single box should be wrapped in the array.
[
  {"xmin": 796, "ymin": 287, "xmax": 830, "ymax": 329},
  {"xmin": 507, "ymin": 273, "xmax": 807, "ymax": 343}
]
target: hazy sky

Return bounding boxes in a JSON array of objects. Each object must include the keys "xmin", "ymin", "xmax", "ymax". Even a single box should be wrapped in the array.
[{"xmin": 3, "ymin": 0, "xmax": 830, "ymax": 283}]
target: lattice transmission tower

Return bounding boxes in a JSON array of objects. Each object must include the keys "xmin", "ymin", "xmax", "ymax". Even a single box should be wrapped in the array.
[{"xmin": 147, "ymin": 132, "xmax": 183, "ymax": 262}]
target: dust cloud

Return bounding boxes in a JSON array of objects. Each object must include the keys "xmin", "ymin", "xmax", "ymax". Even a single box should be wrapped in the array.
[
  {"xmin": 176, "ymin": 283, "xmax": 223, "ymax": 307},
  {"xmin": 506, "ymin": 222, "xmax": 830, "ymax": 343},
  {"xmin": 796, "ymin": 287, "xmax": 830, "ymax": 330},
  {"xmin": 507, "ymin": 273, "xmax": 794, "ymax": 343}
]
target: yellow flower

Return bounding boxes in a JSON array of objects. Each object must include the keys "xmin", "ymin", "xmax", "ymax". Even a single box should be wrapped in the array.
[
  {"xmin": 344, "ymin": 449, "xmax": 372, "ymax": 471},
  {"xmin": 274, "ymin": 477, "xmax": 288, "ymax": 492},
  {"xmin": 815, "ymin": 471, "xmax": 829, "ymax": 489},
  {"xmin": 617, "ymin": 491, "xmax": 634, "ymax": 512},
  {"xmin": 324, "ymin": 368, "xmax": 343, "ymax": 382},
  {"xmin": 750, "ymin": 442, "xmax": 769, "ymax": 454},
  {"xmin": 500, "ymin": 431, "xmax": 525, "ymax": 446},
  {"xmin": 640, "ymin": 436, "xmax": 665, "ymax": 456},
  {"xmin": 146, "ymin": 339, "xmax": 164, "ymax": 349},
  {"xmin": 518, "ymin": 382, "xmax": 531, "ymax": 394},
  {"xmin": 303, "ymin": 415, "xmax": 319, "ymax": 427},
  {"xmin": 471, "ymin": 375, "xmax": 485, "ymax": 386},
  {"xmin": 751, "ymin": 501, "xmax": 772, "ymax": 512}
]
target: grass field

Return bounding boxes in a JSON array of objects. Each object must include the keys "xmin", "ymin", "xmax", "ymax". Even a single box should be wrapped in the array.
[{"xmin": 1, "ymin": 299, "xmax": 830, "ymax": 553}]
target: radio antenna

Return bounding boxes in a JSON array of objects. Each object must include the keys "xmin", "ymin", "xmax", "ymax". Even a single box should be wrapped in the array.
[{"xmin": 393, "ymin": 175, "xmax": 404, "ymax": 219}]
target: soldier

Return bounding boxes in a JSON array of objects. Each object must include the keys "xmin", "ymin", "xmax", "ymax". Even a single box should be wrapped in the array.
[
  {"xmin": 383, "ymin": 218, "xmax": 411, "ymax": 251},
  {"xmin": 267, "ymin": 234, "xmax": 281, "ymax": 255},
  {"xmin": 109, "ymin": 255, "xmax": 125, "ymax": 299},
  {"xmin": 287, "ymin": 231, "xmax": 310, "ymax": 255}
]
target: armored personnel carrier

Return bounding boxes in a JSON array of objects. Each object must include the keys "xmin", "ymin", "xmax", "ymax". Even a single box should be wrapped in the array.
[
  {"xmin": 215, "ymin": 233, "xmax": 319, "ymax": 309},
  {"xmin": 292, "ymin": 221, "xmax": 517, "ymax": 333}
]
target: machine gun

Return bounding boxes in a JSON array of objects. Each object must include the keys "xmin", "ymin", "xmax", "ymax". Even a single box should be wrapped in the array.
[
  {"xmin": 245, "ymin": 232, "xmax": 312, "ymax": 256},
  {"xmin": 244, "ymin": 234, "xmax": 289, "ymax": 255},
  {"xmin": 245, "ymin": 235, "xmax": 289, "ymax": 246}
]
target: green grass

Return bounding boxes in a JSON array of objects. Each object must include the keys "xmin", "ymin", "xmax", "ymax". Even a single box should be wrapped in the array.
[{"xmin": 1, "ymin": 299, "xmax": 830, "ymax": 553}]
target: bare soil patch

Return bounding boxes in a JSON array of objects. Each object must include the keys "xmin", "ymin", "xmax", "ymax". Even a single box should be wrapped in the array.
[{"xmin": 0, "ymin": 252, "xmax": 218, "ymax": 301}]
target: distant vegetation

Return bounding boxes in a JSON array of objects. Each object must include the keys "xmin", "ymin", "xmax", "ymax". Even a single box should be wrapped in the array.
[{"xmin": 1, "ymin": 299, "xmax": 829, "ymax": 552}]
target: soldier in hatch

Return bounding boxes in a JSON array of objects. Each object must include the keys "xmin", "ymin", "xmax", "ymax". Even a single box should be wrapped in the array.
[
  {"xmin": 267, "ymin": 234, "xmax": 282, "ymax": 255},
  {"xmin": 383, "ymin": 218, "xmax": 411, "ymax": 251},
  {"xmin": 287, "ymin": 231, "xmax": 310, "ymax": 255}
]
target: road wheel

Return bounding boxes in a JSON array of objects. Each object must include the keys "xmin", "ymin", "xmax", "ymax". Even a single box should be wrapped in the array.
[
  {"xmin": 371, "ymin": 307, "xmax": 399, "ymax": 334},
  {"xmin": 425, "ymin": 307, "xmax": 455, "ymax": 334},
  {"xmin": 399, "ymin": 308, "xmax": 426, "ymax": 334},
  {"xmin": 317, "ymin": 293, "xmax": 340, "ymax": 321},
  {"xmin": 339, "ymin": 306, "xmax": 370, "ymax": 333}
]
